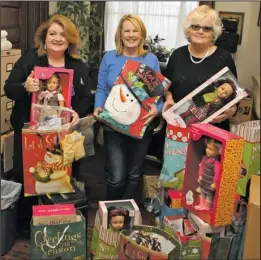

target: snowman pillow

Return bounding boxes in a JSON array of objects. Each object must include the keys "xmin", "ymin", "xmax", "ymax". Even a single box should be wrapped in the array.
[{"xmin": 98, "ymin": 60, "xmax": 171, "ymax": 139}]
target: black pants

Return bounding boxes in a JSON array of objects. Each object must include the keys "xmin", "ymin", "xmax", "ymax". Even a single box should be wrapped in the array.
[{"xmin": 103, "ymin": 129, "xmax": 153, "ymax": 202}]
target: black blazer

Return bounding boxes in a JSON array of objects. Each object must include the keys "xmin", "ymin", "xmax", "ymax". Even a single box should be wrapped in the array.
[{"xmin": 4, "ymin": 49, "xmax": 93, "ymax": 129}]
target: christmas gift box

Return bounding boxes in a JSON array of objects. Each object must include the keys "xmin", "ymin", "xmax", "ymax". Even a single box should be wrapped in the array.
[
  {"xmin": 168, "ymin": 190, "xmax": 182, "ymax": 208},
  {"xmin": 98, "ymin": 199, "xmax": 142, "ymax": 230},
  {"xmin": 118, "ymin": 225, "xmax": 181, "ymax": 259},
  {"xmin": 159, "ymin": 123, "xmax": 188, "ymax": 188},
  {"xmin": 30, "ymin": 66, "xmax": 74, "ymax": 127},
  {"xmin": 163, "ymin": 66, "xmax": 248, "ymax": 128},
  {"xmin": 98, "ymin": 60, "xmax": 171, "ymax": 139},
  {"xmin": 230, "ymin": 120, "xmax": 260, "ymax": 196},
  {"xmin": 91, "ymin": 210, "xmax": 121, "ymax": 259},
  {"xmin": 181, "ymin": 123, "xmax": 244, "ymax": 227},
  {"xmin": 22, "ymin": 125, "xmax": 74, "ymax": 197},
  {"xmin": 31, "ymin": 210, "xmax": 86, "ymax": 260},
  {"xmin": 32, "ymin": 204, "xmax": 76, "ymax": 225}
]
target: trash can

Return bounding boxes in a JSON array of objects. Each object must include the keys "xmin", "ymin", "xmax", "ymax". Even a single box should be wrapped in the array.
[{"xmin": 1, "ymin": 180, "xmax": 22, "ymax": 255}]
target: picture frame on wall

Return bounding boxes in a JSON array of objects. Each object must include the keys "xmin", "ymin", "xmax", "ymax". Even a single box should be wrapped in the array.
[{"xmin": 219, "ymin": 11, "xmax": 245, "ymax": 44}]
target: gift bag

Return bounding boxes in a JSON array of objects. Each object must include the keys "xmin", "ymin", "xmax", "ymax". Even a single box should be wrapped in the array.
[
  {"xmin": 118, "ymin": 225, "xmax": 181, "ymax": 259},
  {"xmin": 31, "ymin": 211, "xmax": 86, "ymax": 260},
  {"xmin": 98, "ymin": 60, "xmax": 171, "ymax": 139},
  {"xmin": 230, "ymin": 120, "xmax": 260, "ymax": 196},
  {"xmin": 160, "ymin": 123, "xmax": 189, "ymax": 188},
  {"xmin": 91, "ymin": 210, "xmax": 120, "ymax": 259},
  {"xmin": 199, "ymin": 235, "xmax": 212, "ymax": 260},
  {"xmin": 22, "ymin": 124, "xmax": 74, "ymax": 196}
]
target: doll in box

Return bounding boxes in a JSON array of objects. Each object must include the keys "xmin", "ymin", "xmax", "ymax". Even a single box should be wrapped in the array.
[
  {"xmin": 179, "ymin": 78, "xmax": 237, "ymax": 126},
  {"xmin": 194, "ymin": 138, "xmax": 222, "ymax": 211},
  {"xmin": 107, "ymin": 206, "xmax": 129, "ymax": 232},
  {"xmin": 37, "ymin": 73, "xmax": 65, "ymax": 107}
]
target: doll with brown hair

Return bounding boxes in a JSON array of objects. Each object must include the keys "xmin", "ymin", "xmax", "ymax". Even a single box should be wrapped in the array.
[
  {"xmin": 107, "ymin": 206, "xmax": 129, "ymax": 232},
  {"xmin": 194, "ymin": 138, "xmax": 222, "ymax": 211},
  {"xmin": 37, "ymin": 73, "xmax": 65, "ymax": 107},
  {"xmin": 179, "ymin": 78, "xmax": 237, "ymax": 127}
]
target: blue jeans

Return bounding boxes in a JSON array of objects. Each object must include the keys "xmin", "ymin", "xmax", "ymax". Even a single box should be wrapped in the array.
[{"xmin": 103, "ymin": 128, "xmax": 153, "ymax": 200}]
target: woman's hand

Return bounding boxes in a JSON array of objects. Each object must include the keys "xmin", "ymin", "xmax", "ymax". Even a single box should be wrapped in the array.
[
  {"xmin": 141, "ymin": 103, "xmax": 159, "ymax": 126},
  {"xmin": 25, "ymin": 71, "xmax": 40, "ymax": 93},
  {"xmin": 93, "ymin": 107, "xmax": 103, "ymax": 119},
  {"xmin": 162, "ymin": 99, "xmax": 175, "ymax": 112},
  {"xmin": 211, "ymin": 105, "xmax": 237, "ymax": 124},
  {"xmin": 71, "ymin": 111, "xmax": 79, "ymax": 126}
]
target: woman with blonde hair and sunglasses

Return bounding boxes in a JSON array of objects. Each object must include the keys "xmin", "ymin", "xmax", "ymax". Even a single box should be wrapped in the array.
[
  {"xmin": 4, "ymin": 14, "xmax": 93, "ymax": 238},
  {"xmin": 94, "ymin": 14, "xmax": 163, "ymax": 202},
  {"xmin": 163, "ymin": 5, "xmax": 238, "ymax": 131}
]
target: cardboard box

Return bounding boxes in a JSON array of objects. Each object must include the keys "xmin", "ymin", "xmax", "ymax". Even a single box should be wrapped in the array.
[
  {"xmin": 32, "ymin": 204, "xmax": 76, "ymax": 225},
  {"xmin": 230, "ymin": 121, "xmax": 260, "ymax": 196},
  {"xmin": 181, "ymin": 123, "xmax": 244, "ymax": 227},
  {"xmin": 163, "ymin": 66, "xmax": 248, "ymax": 127},
  {"xmin": 98, "ymin": 199, "xmax": 142, "ymax": 230},
  {"xmin": 229, "ymin": 96, "xmax": 253, "ymax": 124},
  {"xmin": 143, "ymin": 175, "xmax": 159, "ymax": 199},
  {"xmin": 243, "ymin": 175, "xmax": 260, "ymax": 260}
]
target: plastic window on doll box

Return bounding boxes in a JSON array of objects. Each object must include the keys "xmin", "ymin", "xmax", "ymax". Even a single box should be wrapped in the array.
[
  {"xmin": 37, "ymin": 73, "xmax": 65, "ymax": 107},
  {"xmin": 180, "ymin": 78, "xmax": 237, "ymax": 127},
  {"xmin": 194, "ymin": 138, "xmax": 222, "ymax": 211},
  {"xmin": 107, "ymin": 206, "xmax": 130, "ymax": 232}
]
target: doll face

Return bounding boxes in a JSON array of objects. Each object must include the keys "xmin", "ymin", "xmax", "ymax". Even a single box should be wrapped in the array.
[
  {"xmin": 206, "ymin": 143, "xmax": 220, "ymax": 158},
  {"xmin": 217, "ymin": 83, "xmax": 233, "ymax": 99},
  {"xmin": 104, "ymin": 84, "xmax": 141, "ymax": 125},
  {"xmin": 46, "ymin": 76, "xmax": 60, "ymax": 92},
  {"xmin": 110, "ymin": 215, "xmax": 124, "ymax": 231}
]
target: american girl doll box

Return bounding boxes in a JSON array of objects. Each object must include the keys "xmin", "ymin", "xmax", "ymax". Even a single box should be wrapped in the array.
[
  {"xmin": 162, "ymin": 67, "xmax": 248, "ymax": 128},
  {"xmin": 30, "ymin": 66, "xmax": 74, "ymax": 126},
  {"xmin": 181, "ymin": 123, "xmax": 244, "ymax": 227},
  {"xmin": 98, "ymin": 60, "xmax": 171, "ymax": 139},
  {"xmin": 98, "ymin": 199, "xmax": 142, "ymax": 231}
]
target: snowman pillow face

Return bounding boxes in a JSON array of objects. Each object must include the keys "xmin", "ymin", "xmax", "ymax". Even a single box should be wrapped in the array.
[{"xmin": 105, "ymin": 84, "xmax": 141, "ymax": 125}]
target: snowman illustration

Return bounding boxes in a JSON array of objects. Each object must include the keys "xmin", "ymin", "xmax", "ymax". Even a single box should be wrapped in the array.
[{"xmin": 104, "ymin": 84, "xmax": 141, "ymax": 125}]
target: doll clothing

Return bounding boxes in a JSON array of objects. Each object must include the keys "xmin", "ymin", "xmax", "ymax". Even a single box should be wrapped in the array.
[
  {"xmin": 197, "ymin": 156, "xmax": 220, "ymax": 199},
  {"xmin": 37, "ymin": 90, "xmax": 64, "ymax": 106},
  {"xmin": 61, "ymin": 131, "xmax": 85, "ymax": 165}
]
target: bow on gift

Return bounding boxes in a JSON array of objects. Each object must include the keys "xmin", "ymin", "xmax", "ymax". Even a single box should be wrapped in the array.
[{"xmin": 109, "ymin": 207, "xmax": 129, "ymax": 217}]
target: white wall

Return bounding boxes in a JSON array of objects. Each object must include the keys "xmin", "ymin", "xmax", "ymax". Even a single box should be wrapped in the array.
[
  {"xmin": 49, "ymin": 1, "xmax": 57, "ymax": 15},
  {"xmin": 215, "ymin": 2, "xmax": 260, "ymax": 91}
]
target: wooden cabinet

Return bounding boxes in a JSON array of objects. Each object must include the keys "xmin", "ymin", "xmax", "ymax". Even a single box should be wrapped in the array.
[{"xmin": 1, "ymin": 49, "xmax": 21, "ymax": 134}]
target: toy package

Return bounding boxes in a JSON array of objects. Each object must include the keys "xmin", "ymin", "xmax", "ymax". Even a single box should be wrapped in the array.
[
  {"xmin": 230, "ymin": 120, "xmax": 260, "ymax": 196},
  {"xmin": 181, "ymin": 124, "xmax": 244, "ymax": 227},
  {"xmin": 30, "ymin": 66, "xmax": 74, "ymax": 126},
  {"xmin": 98, "ymin": 60, "xmax": 171, "ymax": 138},
  {"xmin": 162, "ymin": 67, "xmax": 248, "ymax": 128}
]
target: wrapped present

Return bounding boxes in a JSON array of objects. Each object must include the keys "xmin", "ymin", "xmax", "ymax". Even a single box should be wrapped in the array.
[
  {"xmin": 168, "ymin": 190, "xmax": 182, "ymax": 208},
  {"xmin": 143, "ymin": 175, "xmax": 160, "ymax": 199},
  {"xmin": 98, "ymin": 60, "xmax": 171, "ymax": 139}
]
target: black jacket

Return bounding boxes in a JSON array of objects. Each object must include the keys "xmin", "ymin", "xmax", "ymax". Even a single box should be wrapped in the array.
[{"xmin": 4, "ymin": 49, "xmax": 93, "ymax": 129}]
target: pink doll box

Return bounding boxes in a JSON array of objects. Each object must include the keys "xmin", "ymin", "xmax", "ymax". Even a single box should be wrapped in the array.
[
  {"xmin": 98, "ymin": 199, "xmax": 142, "ymax": 230},
  {"xmin": 30, "ymin": 66, "xmax": 74, "ymax": 125},
  {"xmin": 181, "ymin": 123, "xmax": 244, "ymax": 227},
  {"xmin": 162, "ymin": 66, "xmax": 248, "ymax": 128}
]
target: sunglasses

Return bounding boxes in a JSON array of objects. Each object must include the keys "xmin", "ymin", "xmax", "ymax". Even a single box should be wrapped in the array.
[{"xmin": 190, "ymin": 24, "xmax": 213, "ymax": 33}]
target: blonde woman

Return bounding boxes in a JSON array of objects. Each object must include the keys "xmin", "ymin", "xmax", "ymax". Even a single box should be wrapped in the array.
[
  {"xmin": 163, "ymin": 5, "xmax": 238, "ymax": 131},
  {"xmin": 94, "ymin": 14, "xmax": 162, "ymax": 202}
]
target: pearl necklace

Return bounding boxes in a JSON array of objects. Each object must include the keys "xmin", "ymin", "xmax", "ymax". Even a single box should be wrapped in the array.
[{"xmin": 189, "ymin": 47, "xmax": 210, "ymax": 64}]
